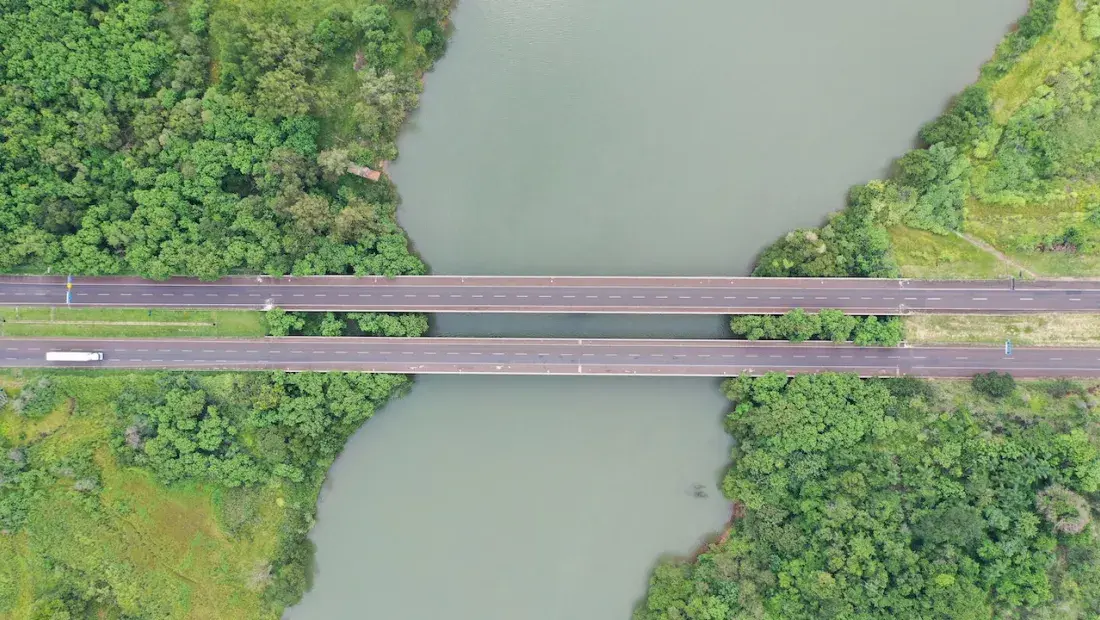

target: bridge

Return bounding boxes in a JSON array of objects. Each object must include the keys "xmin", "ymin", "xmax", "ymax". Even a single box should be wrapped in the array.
[
  {"xmin": 3, "ymin": 275, "xmax": 1100, "ymax": 314},
  {"xmin": 4, "ymin": 336, "xmax": 1093, "ymax": 379}
]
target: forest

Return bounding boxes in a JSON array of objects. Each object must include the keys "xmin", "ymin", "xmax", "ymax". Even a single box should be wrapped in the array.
[
  {"xmin": 0, "ymin": 0, "xmax": 451, "ymax": 616},
  {"xmin": 0, "ymin": 0, "xmax": 447, "ymax": 279},
  {"xmin": 636, "ymin": 373, "xmax": 1100, "ymax": 620}
]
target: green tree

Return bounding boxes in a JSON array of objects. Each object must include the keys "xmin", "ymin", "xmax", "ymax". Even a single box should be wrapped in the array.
[
  {"xmin": 262, "ymin": 308, "xmax": 306, "ymax": 336},
  {"xmin": 971, "ymin": 371, "xmax": 1016, "ymax": 399}
]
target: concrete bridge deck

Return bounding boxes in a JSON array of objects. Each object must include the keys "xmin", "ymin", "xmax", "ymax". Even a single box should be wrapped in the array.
[
  {"xmin": 2, "ymin": 275, "xmax": 1099, "ymax": 314},
  {"xmin": 4, "ymin": 336, "xmax": 1091, "ymax": 378}
]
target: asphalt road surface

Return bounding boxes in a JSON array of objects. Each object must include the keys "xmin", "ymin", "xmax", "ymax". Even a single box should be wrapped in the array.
[
  {"xmin": 4, "ymin": 336, "xmax": 1096, "ymax": 378},
  {"xmin": 3, "ymin": 275, "xmax": 1100, "ymax": 314}
]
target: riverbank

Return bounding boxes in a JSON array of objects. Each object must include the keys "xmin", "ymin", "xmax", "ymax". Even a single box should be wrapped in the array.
[
  {"xmin": 637, "ymin": 1, "xmax": 1100, "ymax": 617},
  {"xmin": 0, "ymin": 0, "xmax": 451, "ymax": 615},
  {"xmin": 891, "ymin": 0, "xmax": 1100, "ymax": 279}
]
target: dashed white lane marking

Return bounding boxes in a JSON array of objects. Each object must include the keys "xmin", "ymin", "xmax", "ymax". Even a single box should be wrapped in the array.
[
  {"xmin": 1020, "ymin": 297, "xmax": 1033, "ymax": 301},
  {"xmin": 610, "ymin": 295, "xmax": 622, "ymax": 299},
  {"xmin": 973, "ymin": 297, "xmax": 987, "ymax": 301},
  {"xmin": 1051, "ymin": 357, "xmax": 1063, "ymax": 361}
]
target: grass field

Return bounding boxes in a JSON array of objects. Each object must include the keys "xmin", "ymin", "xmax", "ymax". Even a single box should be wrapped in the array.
[
  {"xmin": 986, "ymin": 0, "xmax": 1094, "ymax": 123},
  {"xmin": 890, "ymin": 226, "xmax": 1008, "ymax": 279},
  {"xmin": 890, "ymin": 0, "xmax": 1100, "ymax": 280},
  {"xmin": 0, "ymin": 372, "xmax": 296, "ymax": 619},
  {"xmin": 0, "ymin": 308, "xmax": 265, "ymax": 338},
  {"xmin": 905, "ymin": 312, "xmax": 1100, "ymax": 346}
]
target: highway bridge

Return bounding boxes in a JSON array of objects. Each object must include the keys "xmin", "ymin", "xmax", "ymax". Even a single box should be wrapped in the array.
[
  {"xmin": 4, "ymin": 336, "xmax": 1094, "ymax": 379},
  {"xmin": 3, "ymin": 275, "xmax": 1100, "ymax": 314}
]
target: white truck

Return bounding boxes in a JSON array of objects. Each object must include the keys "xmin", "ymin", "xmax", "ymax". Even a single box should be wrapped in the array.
[{"xmin": 45, "ymin": 351, "xmax": 103, "ymax": 362}]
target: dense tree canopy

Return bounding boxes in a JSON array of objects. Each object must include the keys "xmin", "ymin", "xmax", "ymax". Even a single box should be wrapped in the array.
[
  {"xmin": 0, "ymin": 0, "xmax": 440, "ymax": 279},
  {"xmin": 730, "ymin": 309, "xmax": 904, "ymax": 346},
  {"xmin": 636, "ymin": 373, "xmax": 1100, "ymax": 620}
]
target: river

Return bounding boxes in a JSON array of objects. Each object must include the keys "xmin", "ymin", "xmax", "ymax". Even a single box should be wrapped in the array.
[{"xmin": 289, "ymin": 0, "xmax": 1027, "ymax": 618}]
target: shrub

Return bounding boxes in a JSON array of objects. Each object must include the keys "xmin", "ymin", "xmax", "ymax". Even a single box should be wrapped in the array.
[{"xmin": 972, "ymin": 371, "xmax": 1016, "ymax": 398}]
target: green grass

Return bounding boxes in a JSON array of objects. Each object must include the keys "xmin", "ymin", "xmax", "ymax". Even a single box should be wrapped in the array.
[
  {"xmin": 966, "ymin": 192, "xmax": 1100, "ymax": 277},
  {"xmin": 906, "ymin": 313, "xmax": 1100, "ymax": 346},
  {"xmin": 0, "ymin": 372, "xmax": 294, "ymax": 619},
  {"xmin": 890, "ymin": 225, "xmax": 1007, "ymax": 278},
  {"xmin": 0, "ymin": 308, "xmax": 265, "ymax": 338},
  {"xmin": 985, "ymin": 0, "xmax": 1094, "ymax": 124}
]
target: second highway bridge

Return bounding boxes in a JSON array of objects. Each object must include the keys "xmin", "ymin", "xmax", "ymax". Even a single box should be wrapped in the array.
[
  {"xmin": 3, "ymin": 275, "xmax": 1100, "ymax": 314},
  {"xmin": 6, "ymin": 337, "xmax": 1099, "ymax": 379}
]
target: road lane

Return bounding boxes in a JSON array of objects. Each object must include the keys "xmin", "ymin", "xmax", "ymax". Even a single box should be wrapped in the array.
[
  {"xmin": 3, "ymin": 275, "xmax": 1100, "ymax": 314},
  {"xmin": 2, "ymin": 337, "xmax": 1096, "ymax": 378}
]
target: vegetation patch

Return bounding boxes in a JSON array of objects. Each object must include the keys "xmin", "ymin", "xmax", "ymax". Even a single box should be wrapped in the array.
[
  {"xmin": 0, "ymin": 370, "xmax": 411, "ymax": 618},
  {"xmin": 635, "ymin": 373, "xmax": 1100, "ymax": 619},
  {"xmin": 729, "ymin": 309, "xmax": 904, "ymax": 346},
  {"xmin": 906, "ymin": 312, "xmax": 1100, "ymax": 345},
  {"xmin": 0, "ymin": 308, "xmax": 265, "ymax": 339}
]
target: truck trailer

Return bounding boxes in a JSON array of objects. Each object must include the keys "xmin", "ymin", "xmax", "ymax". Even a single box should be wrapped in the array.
[{"xmin": 45, "ymin": 351, "xmax": 104, "ymax": 362}]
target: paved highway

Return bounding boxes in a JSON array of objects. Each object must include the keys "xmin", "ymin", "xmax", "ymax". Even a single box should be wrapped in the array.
[
  {"xmin": 4, "ymin": 336, "xmax": 1097, "ymax": 378},
  {"xmin": 4, "ymin": 275, "xmax": 1100, "ymax": 315}
]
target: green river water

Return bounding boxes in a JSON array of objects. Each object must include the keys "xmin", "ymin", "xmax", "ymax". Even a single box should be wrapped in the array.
[{"xmin": 289, "ymin": 1, "xmax": 1027, "ymax": 617}]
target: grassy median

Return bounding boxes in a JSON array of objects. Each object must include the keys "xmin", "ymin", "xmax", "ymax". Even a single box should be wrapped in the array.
[
  {"xmin": 0, "ymin": 308, "xmax": 265, "ymax": 339},
  {"xmin": 905, "ymin": 313, "xmax": 1100, "ymax": 346}
]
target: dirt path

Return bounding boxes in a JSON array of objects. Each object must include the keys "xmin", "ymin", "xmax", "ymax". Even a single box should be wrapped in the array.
[{"xmin": 955, "ymin": 231, "xmax": 1038, "ymax": 279}]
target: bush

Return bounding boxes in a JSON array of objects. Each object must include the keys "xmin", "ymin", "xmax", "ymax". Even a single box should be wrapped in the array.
[
  {"xmin": 972, "ymin": 371, "xmax": 1016, "ymax": 398},
  {"xmin": 730, "ymin": 310, "xmax": 903, "ymax": 345},
  {"xmin": 11, "ymin": 378, "xmax": 61, "ymax": 418}
]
